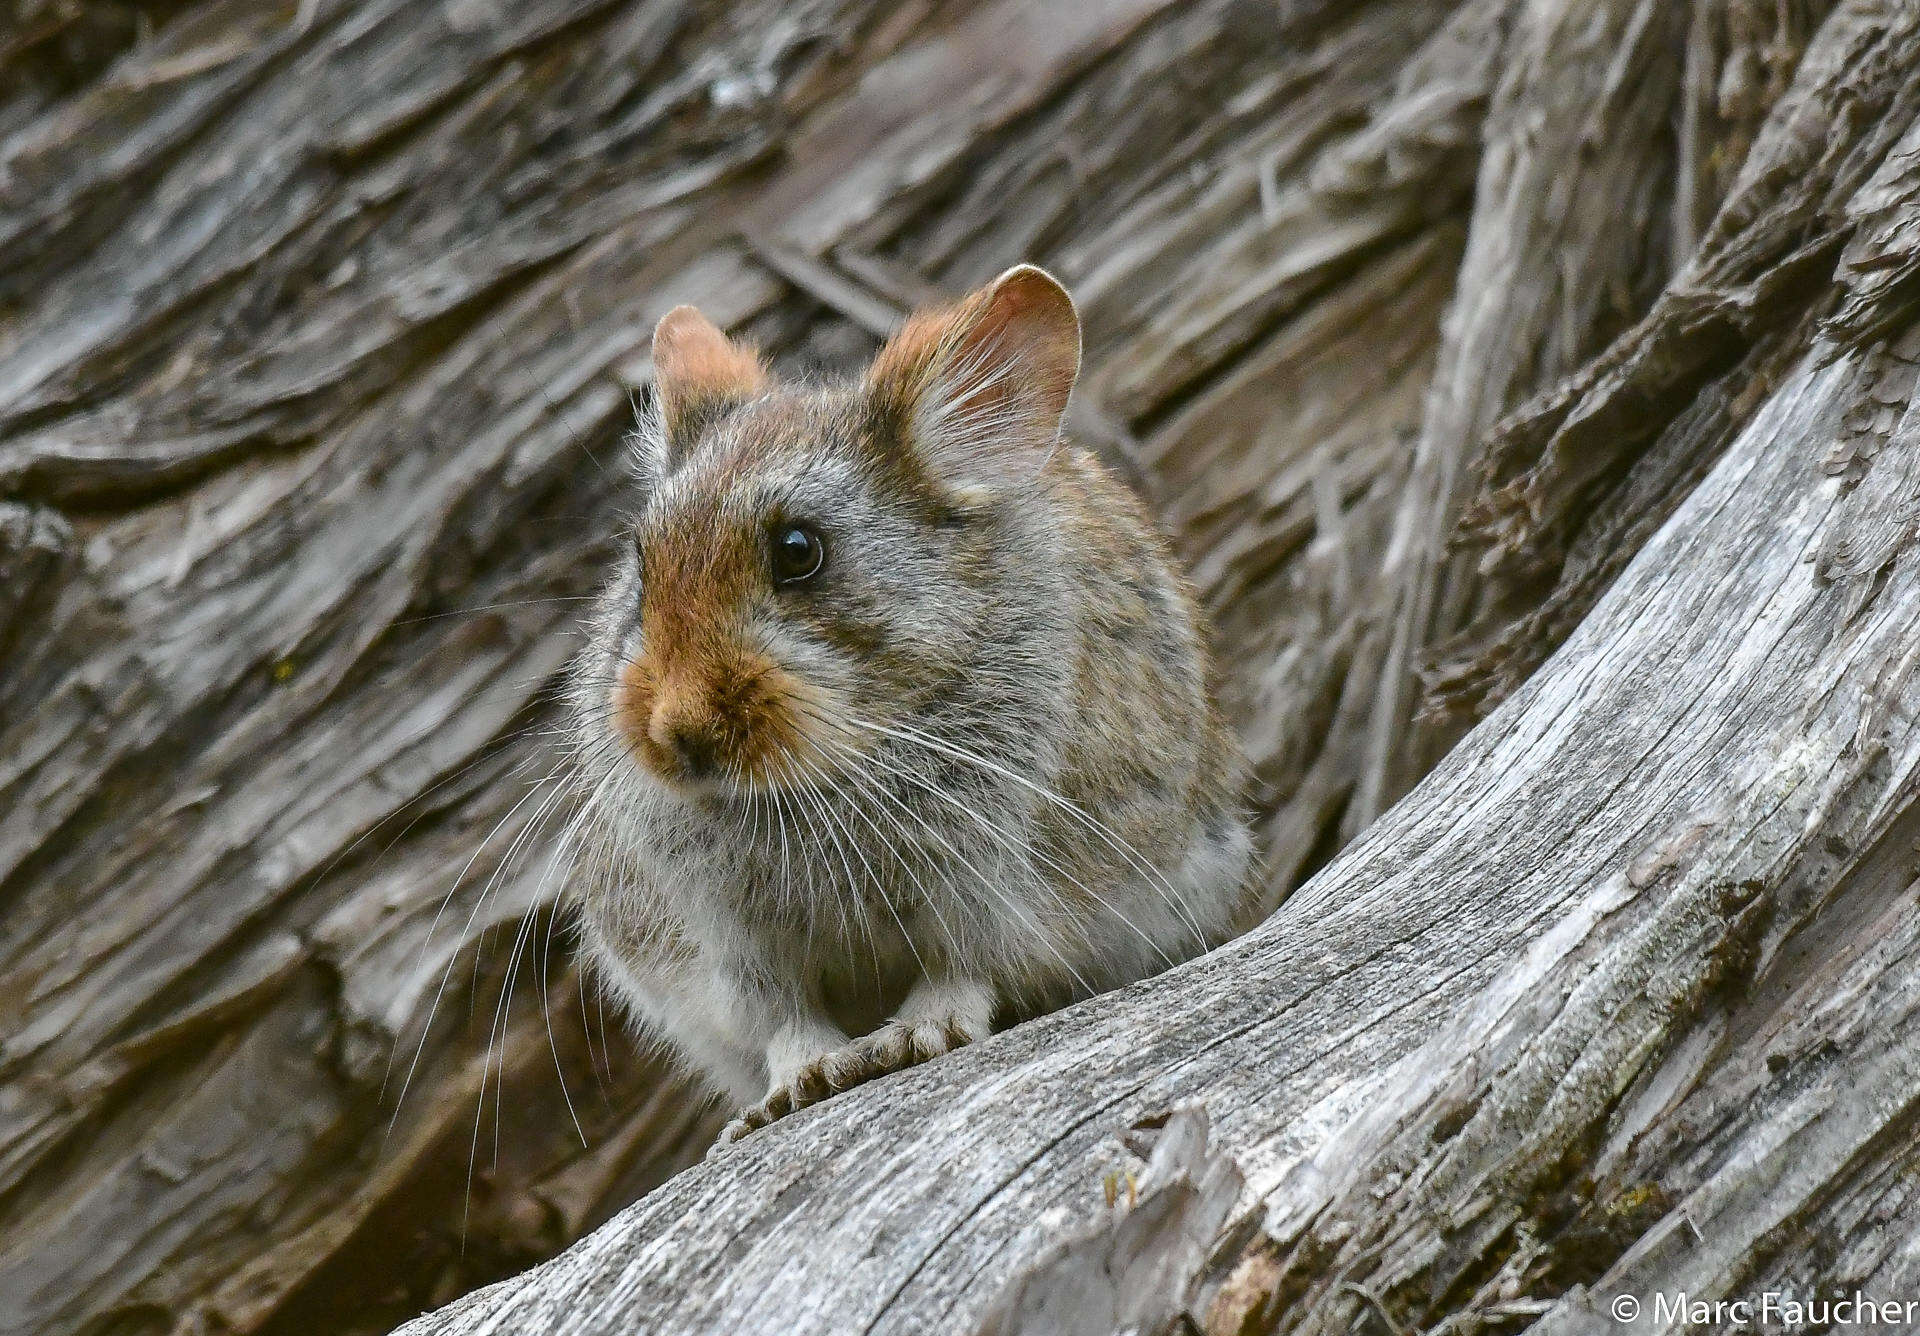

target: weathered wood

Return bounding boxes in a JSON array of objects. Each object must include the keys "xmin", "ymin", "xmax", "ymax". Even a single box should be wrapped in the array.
[
  {"xmin": 392, "ymin": 315, "xmax": 1920, "ymax": 1336},
  {"xmin": 7, "ymin": 0, "xmax": 1920, "ymax": 1332}
]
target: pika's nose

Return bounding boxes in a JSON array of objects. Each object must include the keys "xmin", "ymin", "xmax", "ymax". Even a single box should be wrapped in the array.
[{"xmin": 648, "ymin": 705, "xmax": 721, "ymax": 779}]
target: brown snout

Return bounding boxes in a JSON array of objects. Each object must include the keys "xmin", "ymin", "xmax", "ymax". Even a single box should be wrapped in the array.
[{"xmin": 612, "ymin": 651, "xmax": 809, "ymax": 791}]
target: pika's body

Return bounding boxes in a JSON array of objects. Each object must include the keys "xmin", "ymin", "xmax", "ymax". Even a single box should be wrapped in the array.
[{"xmin": 565, "ymin": 267, "xmax": 1252, "ymax": 1139}]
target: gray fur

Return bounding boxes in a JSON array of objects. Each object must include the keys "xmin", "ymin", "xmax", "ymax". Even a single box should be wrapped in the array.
[{"xmin": 559, "ymin": 269, "xmax": 1253, "ymax": 1137}]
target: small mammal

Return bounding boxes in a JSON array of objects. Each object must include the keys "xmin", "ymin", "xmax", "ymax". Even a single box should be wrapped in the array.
[{"xmin": 566, "ymin": 265, "xmax": 1253, "ymax": 1143}]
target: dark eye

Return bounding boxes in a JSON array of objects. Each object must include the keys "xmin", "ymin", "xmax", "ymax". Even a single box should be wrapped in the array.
[{"xmin": 771, "ymin": 523, "xmax": 825, "ymax": 585}]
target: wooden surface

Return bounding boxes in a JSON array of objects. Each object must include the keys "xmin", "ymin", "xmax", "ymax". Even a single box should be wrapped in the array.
[{"xmin": 7, "ymin": 0, "xmax": 1919, "ymax": 1333}]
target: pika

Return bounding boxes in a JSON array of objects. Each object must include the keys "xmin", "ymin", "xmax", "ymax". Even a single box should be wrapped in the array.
[{"xmin": 565, "ymin": 265, "xmax": 1254, "ymax": 1143}]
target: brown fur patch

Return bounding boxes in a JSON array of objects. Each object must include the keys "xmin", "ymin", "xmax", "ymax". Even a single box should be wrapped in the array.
[
  {"xmin": 612, "ymin": 497, "xmax": 840, "ymax": 790},
  {"xmin": 865, "ymin": 293, "xmax": 985, "ymax": 422},
  {"xmin": 613, "ymin": 647, "xmax": 824, "ymax": 790}
]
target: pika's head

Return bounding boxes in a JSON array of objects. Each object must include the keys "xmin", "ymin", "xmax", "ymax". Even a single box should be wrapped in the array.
[{"xmin": 590, "ymin": 265, "xmax": 1081, "ymax": 798}]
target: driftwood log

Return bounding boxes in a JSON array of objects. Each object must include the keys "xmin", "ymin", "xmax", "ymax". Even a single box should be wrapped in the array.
[{"xmin": 7, "ymin": 0, "xmax": 1920, "ymax": 1333}]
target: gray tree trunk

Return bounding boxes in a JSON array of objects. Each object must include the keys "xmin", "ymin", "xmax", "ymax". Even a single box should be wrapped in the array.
[{"xmin": 6, "ymin": 2, "xmax": 1918, "ymax": 1335}]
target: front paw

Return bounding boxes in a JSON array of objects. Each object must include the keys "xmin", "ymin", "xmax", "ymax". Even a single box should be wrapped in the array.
[
  {"xmin": 710, "ymin": 1017, "xmax": 982, "ymax": 1150},
  {"xmin": 839, "ymin": 1013, "xmax": 982, "ymax": 1076}
]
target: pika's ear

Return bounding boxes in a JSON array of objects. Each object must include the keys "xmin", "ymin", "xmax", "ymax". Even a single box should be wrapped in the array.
[
  {"xmin": 865, "ymin": 265, "xmax": 1081, "ymax": 488},
  {"xmin": 635, "ymin": 305, "xmax": 768, "ymax": 480}
]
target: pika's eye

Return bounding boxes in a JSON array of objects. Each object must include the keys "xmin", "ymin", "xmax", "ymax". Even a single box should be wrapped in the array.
[{"xmin": 771, "ymin": 523, "xmax": 825, "ymax": 585}]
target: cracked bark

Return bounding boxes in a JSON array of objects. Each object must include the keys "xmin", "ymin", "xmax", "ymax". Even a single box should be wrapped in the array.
[{"xmin": 6, "ymin": 1, "xmax": 1920, "ymax": 1334}]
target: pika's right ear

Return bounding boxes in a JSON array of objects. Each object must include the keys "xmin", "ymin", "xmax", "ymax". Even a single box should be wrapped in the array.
[{"xmin": 634, "ymin": 306, "xmax": 768, "ymax": 481}]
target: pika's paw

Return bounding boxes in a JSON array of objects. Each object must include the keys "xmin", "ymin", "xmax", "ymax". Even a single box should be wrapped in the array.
[
  {"xmin": 710, "ymin": 1016, "xmax": 984, "ymax": 1151},
  {"xmin": 840, "ymin": 1013, "xmax": 983, "ymax": 1075},
  {"xmin": 711, "ymin": 1049, "xmax": 847, "ymax": 1151}
]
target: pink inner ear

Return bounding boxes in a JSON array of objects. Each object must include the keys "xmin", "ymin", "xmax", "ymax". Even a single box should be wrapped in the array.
[{"xmin": 939, "ymin": 268, "xmax": 1081, "ymax": 444}]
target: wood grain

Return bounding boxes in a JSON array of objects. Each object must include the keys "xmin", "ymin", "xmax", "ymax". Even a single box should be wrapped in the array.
[{"xmin": 6, "ymin": 1, "xmax": 1918, "ymax": 1333}]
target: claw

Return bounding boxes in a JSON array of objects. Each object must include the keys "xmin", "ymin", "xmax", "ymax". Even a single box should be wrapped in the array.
[{"xmin": 710, "ymin": 1015, "xmax": 983, "ymax": 1149}]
